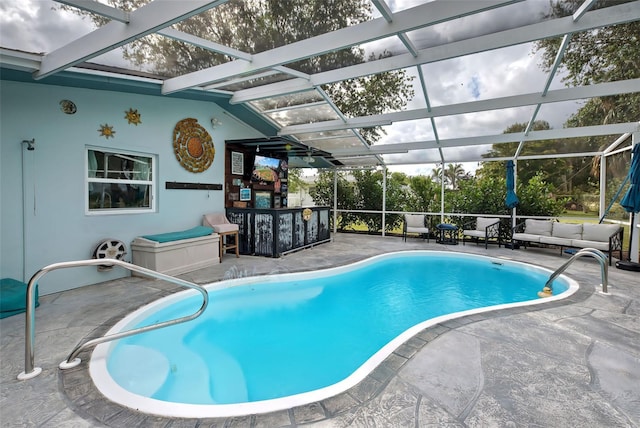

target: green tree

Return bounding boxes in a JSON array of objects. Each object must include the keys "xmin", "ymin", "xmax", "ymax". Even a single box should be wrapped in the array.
[
  {"xmin": 405, "ymin": 175, "xmax": 439, "ymax": 213},
  {"xmin": 310, "ymin": 169, "xmax": 409, "ymax": 233},
  {"xmin": 287, "ymin": 168, "xmax": 304, "ymax": 193},
  {"xmin": 478, "ymin": 121, "xmax": 596, "ymax": 194},
  {"xmin": 517, "ymin": 174, "xmax": 568, "ymax": 217},
  {"xmin": 430, "ymin": 166, "xmax": 443, "ymax": 186},
  {"xmin": 448, "ymin": 173, "xmax": 566, "ymax": 235},
  {"xmin": 350, "ymin": 170, "xmax": 403, "ymax": 232},
  {"xmin": 444, "ymin": 163, "xmax": 466, "ymax": 190},
  {"xmin": 63, "ymin": 0, "xmax": 414, "ymax": 143},
  {"xmin": 449, "ymin": 176, "xmax": 508, "ymax": 218},
  {"xmin": 309, "ymin": 170, "xmax": 358, "ymax": 231}
]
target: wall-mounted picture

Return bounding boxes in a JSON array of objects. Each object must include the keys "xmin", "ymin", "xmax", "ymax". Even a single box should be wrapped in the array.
[
  {"xmin": 231, "ymin": 151, "xmax": 244, "ymax": 175},
  {"xmin": 254, "ymin": 190, "xmax": 272, "ymax": 209},
  {"xmin": 240, "ymin": 188, "xmax": 251, "ymax": 201}
]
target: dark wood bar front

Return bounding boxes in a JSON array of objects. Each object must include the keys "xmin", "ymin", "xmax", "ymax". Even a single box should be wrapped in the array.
[{"xmin": 226, "ymin": 206, "xmax": 331, "ymax": 257}]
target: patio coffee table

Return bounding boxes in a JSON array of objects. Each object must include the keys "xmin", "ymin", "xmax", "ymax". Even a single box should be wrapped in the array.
[{"xmin": 436, "ymin": 223, "xmax": 459, "ymax": 245}]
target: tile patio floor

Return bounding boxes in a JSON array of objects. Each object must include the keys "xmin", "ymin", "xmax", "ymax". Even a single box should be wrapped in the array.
[{"xmin": 1, "ymin": 233, "xmax": 639, "ymax": 427}]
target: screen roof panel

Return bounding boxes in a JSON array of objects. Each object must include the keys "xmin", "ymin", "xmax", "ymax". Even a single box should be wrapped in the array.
[{"xmin": 1, "ymin": 0, "xmax": 637, "ymax": 170}]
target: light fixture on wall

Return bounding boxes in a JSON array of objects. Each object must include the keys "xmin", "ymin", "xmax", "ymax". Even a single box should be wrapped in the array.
[
  {"xmin": 210, "ymin": 116, "xmax": 222, "ymax": 129},
  {"xmin": 256, "ymin": 144, "xmax": 260, "ymax": 153},
  {"xmin": 22, "ymin": 138, "xmax": 35, "ymax": 151}
]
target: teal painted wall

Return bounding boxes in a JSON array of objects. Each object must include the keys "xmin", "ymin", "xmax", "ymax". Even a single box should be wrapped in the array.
[{"xmin": 0, "ymin": 80, "xmax": 263, "ymax": 294}]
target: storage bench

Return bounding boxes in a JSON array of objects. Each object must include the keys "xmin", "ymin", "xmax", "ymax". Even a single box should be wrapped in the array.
[{"xmin": 131, "ymin": 226, "xmax": 220, "ymax": 276}]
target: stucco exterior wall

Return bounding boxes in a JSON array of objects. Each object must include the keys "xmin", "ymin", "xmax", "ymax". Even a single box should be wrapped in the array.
[{"xmin": 0, "ymin": 80, "xmax": 263, "ymax": 294}]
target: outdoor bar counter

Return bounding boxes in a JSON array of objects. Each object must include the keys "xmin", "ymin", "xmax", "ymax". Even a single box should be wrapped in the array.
[{"xmin": 226, "ymin": 206, "xmax": 331, "ymax": 257}]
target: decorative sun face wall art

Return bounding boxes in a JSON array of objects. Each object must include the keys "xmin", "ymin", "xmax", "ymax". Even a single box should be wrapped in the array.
[
  {"xmin": 98, "ymin": 124, "xmax": 115, "ymax": 139},
  {"xmin": 125, "ymin": 108, "xmax": 142, "ymax": 125},
  {"xmin": 172, "ymin": 118, "xmax": 215, "ymax": 173}
]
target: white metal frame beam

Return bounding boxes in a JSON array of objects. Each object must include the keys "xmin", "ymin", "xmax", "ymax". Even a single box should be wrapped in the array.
[
  {"xmin": 381, "ymin": 151, "xmax": 604, "ymax": 166},
  {"xmin": 157, "ymin": 28, "xmax": 311, "ymax": 85},
  {"xmin": 278, "ymin": 78, "xmax": 640, "ymax": 135},
  {"xmin": 230, "ymin": 2, "xmax": 640, "ymax": 104},
  {"xmin": 55, "ymin": 0, "xmax": 130, "ymax": 23},
  {"xmin": 329, "ymin": 122, "xmax": 640, "ymax": 156},
  {"xmin": 35, "ymin": 0, "xmax": 226, "ymax": 79},
  {"xmin": 162, "ymin": 0, "xmax": 519, "ymax": 94},
  {"xmin": 513, "ymin": 33, "xmax": 573, "ymax": 159}
]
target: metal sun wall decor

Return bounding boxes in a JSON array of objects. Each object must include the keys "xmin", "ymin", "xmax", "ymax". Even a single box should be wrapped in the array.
[
  {"xmin": 98, "ymin": 124, "xmax": 115, "ymax": 139},
  {"xmin": 173, "ymin": 118, "xmax": 215, "ymax": 173},
  {"xmin": 125, "ymin": 108, "xmax": 142, "ymax": 125}
]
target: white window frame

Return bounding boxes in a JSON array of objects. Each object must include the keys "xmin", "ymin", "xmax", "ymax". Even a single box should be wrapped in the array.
[{"xmin": 86, "ymin": 146, "xmax": 157, "ymax": 215}]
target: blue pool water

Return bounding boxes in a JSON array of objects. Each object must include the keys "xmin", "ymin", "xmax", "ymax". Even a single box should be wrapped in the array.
[{"xmin": 92, "ymin": 251, "xmax": 575, "ymax": 416}]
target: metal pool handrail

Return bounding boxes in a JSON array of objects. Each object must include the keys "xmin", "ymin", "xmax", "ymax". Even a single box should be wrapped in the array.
[
  {"xmin": 17, "ymin": 259, "xmax": 209, "ymax": 380},
  {"xmin": 544, "ymin": 248, "xmax": 609, "ymax": 294}
]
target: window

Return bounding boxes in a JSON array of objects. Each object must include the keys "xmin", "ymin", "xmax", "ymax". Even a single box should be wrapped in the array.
[{"xmin": 87, "ymin": 148, "xmax": 156, "ymax": 214}]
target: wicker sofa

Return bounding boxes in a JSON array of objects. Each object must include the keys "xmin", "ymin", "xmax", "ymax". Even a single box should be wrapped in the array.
[{"xmin": 512, "ymin": 219, "xmax": 623, "ymax": 265}]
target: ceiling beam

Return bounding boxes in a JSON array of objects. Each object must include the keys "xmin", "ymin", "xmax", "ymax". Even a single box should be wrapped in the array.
[
  {"xmin": 157, "ymin": 28, "xmax": 309, "ymax": 86},
  {"xmin": 278, "ymin": 78, "xmax": 640, "ymax": 135},
  {"xmin": 35, "ymin": 0, "xmax": 226, "ymax": 80},
  {"xmin": 382, "ymin": 151, "xmax": 604, "ymax": 166},
  {"xmin": 162, "ymin": 0, "xmax": 519, "ymax": 94},
  {"xmin": 54, "ymin": 0, "xmax": 130, "ymax": 23},
  {"xmin": 329, "ymin": 122, "xmax": 640, "ymax": 156},
  {"xmin": 157, "ymin": 27, "xmax": 251, "ymax": 60},
  {"xmin": 231, "ymin": 2, "xmax": 640, "ymax": 104},
  {"xmin": 573, "ymin": 0, "xmax": 598, "ymax": 21}
]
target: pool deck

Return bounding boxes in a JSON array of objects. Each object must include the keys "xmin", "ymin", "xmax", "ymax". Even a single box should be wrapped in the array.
[{"xmin": 1, "ymin": 233, "xmax": 639, "ymax": 427}]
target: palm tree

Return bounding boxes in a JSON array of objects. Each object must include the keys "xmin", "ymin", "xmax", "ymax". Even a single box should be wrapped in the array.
[
  {"xmin": 445, "ymin": 163, "xmax": 465, "ymax": 190},
  {"xmin": 431, "ymin": 166, "xmax": 443, "ymax": 185}
]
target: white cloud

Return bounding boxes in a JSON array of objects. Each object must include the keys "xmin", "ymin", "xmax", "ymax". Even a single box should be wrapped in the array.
[
  {"xmin": 0, "ymin": 0, "xmax": 94, "ymax": 52},
  {"xmin": 361, "ymin": 1, "xmax": 583, "ymax": 176}
]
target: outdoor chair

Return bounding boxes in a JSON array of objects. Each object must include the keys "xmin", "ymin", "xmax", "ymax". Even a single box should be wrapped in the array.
[
  {"xmin": 202, "ymin": 213, "xmax": 240, "ymax": 261},
  {"xmin": 462, "ymin": 217, "xmax": 501, "ymax": 249},
  {"xmin": 403, "ymin": 214, "xmax": 429, "ymax": 242}
]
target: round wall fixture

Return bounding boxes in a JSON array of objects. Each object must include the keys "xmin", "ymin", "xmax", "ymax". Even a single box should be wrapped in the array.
[
  {"xmin": 92, "ymin": 239, "xmax": 127, "ymax": 272},
  {"xmin": 60, "ymin": 99, "xmax": 77, "ymax": 114},
  {"xmin": 173, "ymin": 118, "xmax": 215, "ymax": 173}
]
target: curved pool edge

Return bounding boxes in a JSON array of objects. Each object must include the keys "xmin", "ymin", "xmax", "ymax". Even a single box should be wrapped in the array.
[{"xmin": 88, "ymin": 251, "xmax": 580, "ymax": 419}]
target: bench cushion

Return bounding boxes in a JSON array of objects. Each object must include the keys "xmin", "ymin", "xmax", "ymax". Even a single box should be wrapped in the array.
[
  {"xmin": 571, "ymin": 239, "xmax": 610, "ymax": 251},
  {"xmin": 582, "ymin": 223, "xmax": 619, "ymax": 242},
  {"xmin": 1, "ymin": 278, "xmax": 39, "ymax": 319},
  {"xmin": 405, "ymin": 214, "xmax": 425, "ymax": 228},
  {"xmin": 463, "ymin": 230, "xmax": 485, "ymax": 238},
  {"xmin": 513, "ymin": 232, "xmax": 542, "ymax": 243},
  {"xmin": 551, "ymin": 222, "xmax": 582, "ymax": 239},
  {"xmin": 476, "ymin": 217, "xmax": 499, "ymax": 231},
  {"xmin": 525, "ymin": 219, "xmax": 553, "ymax": 236},
  {"xmin": 141, "ymin": 226, "xmax": 214, "ymax": 243},
  {"xmin": 540, "ymin": 236, "xmax": 572, "ymax": 247}
]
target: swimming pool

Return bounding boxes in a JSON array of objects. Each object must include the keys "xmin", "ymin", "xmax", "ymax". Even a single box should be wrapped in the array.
[{"xmin": 90, "ymin": 251, "xmax": 578, "ymax": 418}]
